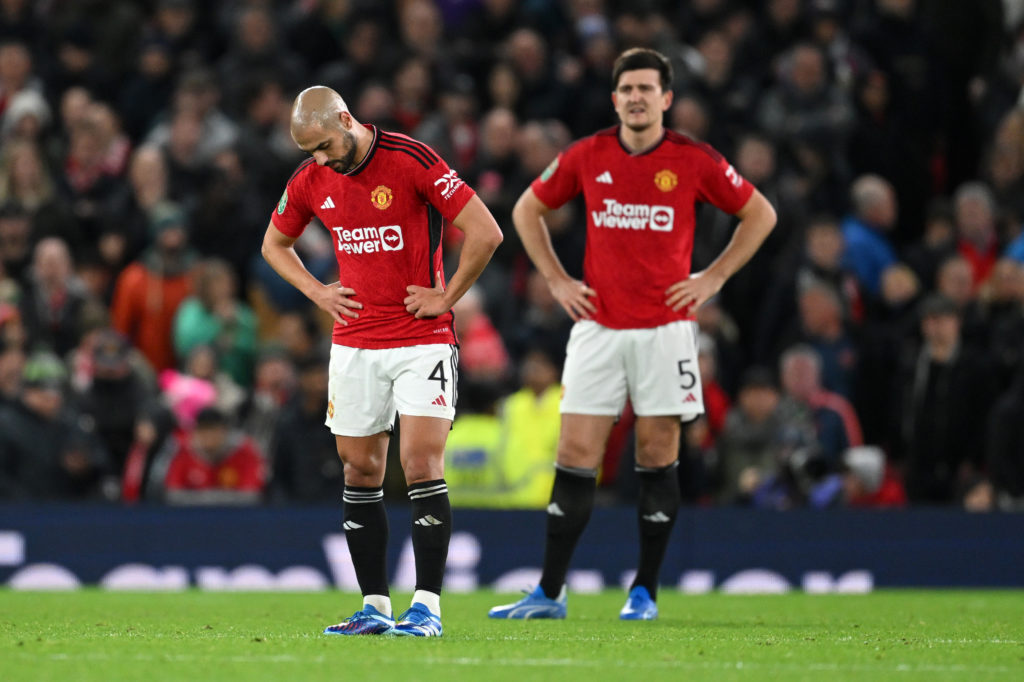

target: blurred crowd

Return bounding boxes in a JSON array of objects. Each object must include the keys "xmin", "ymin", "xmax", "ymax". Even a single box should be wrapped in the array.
[{"xmin": 0, "ymin": 0, "xmax": 1022, "ymax": 511}]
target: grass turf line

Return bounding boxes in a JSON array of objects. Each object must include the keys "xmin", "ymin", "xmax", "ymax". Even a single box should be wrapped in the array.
[{"xmin": 1, "ymin": 590, "xmax": 1022, "ymax": 682}]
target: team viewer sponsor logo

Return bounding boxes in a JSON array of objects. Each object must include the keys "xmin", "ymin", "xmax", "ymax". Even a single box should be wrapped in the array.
[
  {"xmin": 331, "ymin": 225, "xmax": 404, "ymax": 253},
  {"xmin": 591, "ymin": 199, "xmax": 674, "ymax": 231}
]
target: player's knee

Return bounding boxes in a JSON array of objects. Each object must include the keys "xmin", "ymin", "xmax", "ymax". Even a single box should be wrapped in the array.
[
  {"xmin": 401, "ymin": 450, "xmax": 444, "ymax": 484},
  {"xmin": 557, "ymin": 436, "xmax": 602, "ymax": 469},
  {"xmin": 342, "ymin": 458, "xmax": 385, "ymax": 486}
]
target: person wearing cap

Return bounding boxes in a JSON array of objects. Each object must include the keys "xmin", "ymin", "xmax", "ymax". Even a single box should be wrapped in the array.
[
  {"xmin": 892, "ymin": 293, "xmax": 999, "ymax": 504},
  {"xmin": 0, "ymin": 350, "xmax": 110, "ymax": 500},
  {"xmin": 109, "ymin": 200, "xmax": 196, "ymax": 371}
]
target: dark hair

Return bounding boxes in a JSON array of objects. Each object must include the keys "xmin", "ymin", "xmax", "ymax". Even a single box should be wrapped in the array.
[{"xmin": 611, "ymin": 48, "xmax": 673, "ymax": 91}]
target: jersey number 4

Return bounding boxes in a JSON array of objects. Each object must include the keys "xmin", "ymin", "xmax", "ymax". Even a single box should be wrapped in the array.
[{"xmin": 428, "ymin": 360, "xmax": 448, "ymax": 393}]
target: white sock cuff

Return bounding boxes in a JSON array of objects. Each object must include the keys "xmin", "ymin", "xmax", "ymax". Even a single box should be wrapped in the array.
[
  {"xmin": 363, "ymin": 594, "xmax": 392, "ymax": 617},
  {"xmin": 412, "ymin": 589, "xmax": 441, "ymax": 617}
]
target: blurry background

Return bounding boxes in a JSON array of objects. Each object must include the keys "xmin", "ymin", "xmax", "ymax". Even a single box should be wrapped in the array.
[{"xmin": 0, "ymin": 0, "xmax": 1021, "ymax": 521}]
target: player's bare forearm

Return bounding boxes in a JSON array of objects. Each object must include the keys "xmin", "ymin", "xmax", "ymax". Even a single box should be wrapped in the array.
[
  {"xmin": 513, "ymin": 188, "xmax": 596, "ymax": 320},
  {"xmin": 666, "ymin": 190, "xmax": 777, "ymax": 312},
  {"xmin": 405, "ymin": 196, "xmax": 503, "ymax": 318},
  {"xmin": 261, "ymin": 222, "xmax": 363, "ymax": 324}
]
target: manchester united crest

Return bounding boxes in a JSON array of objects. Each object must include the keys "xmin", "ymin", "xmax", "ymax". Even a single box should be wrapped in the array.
[
  {"xmin": 371, "ymin": 185, "xmax": 393, "ymax": 210},
  {"xmin": 654, "ymin": 169, "xmax": 678, "ymax": 192}
]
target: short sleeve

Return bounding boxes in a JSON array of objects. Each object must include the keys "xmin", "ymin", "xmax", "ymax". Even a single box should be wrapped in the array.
[
  {"xmin": 270, "ymin": 165, "xmax": 315, "ymax": 238},
  {"xmin": 695, "ymin": 144, "xmax": 754, "ymax": 215},
  {"xmin": 530, "ymin": 145, "xmax": 582, "ymax": 210},
  {"xmin": 415, "ymin": 153, "xmax": 476, "ymax": 222}
]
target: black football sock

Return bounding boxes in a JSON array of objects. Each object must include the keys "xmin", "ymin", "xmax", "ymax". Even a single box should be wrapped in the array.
[
  {"xmin": 538, "ymin": 465, "xmax": 597, "ymax": 599},
  {"xmin": 343, "ymin": 485, "xmax": 390, "ymax": 597},
  {"xmin": 630, "ymin": 461, "xmax": 681, "ymax": 600},
  {"xmin": 408, "ymin": 479, "xmax": 452, "ymax": 595}
]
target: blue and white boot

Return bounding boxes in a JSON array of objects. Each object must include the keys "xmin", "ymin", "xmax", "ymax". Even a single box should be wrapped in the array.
[
  {"xmin": 619, "ymin": 586, "xmax": 658, "ymax": 621},
  {"xmin": 488, "ymin": 585, "xmax": 568, "ymax": 619},
  {"xmin": 392, "ymin": 603, "xmax": 443, "ymax": 637},
  {"xmin": 323, "ymin": 605, "xmax": 395, "ymax": 635}
]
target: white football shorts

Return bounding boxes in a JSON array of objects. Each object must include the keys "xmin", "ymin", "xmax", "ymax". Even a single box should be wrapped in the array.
[
  {"xmin": 560, "ymin": 320, "xmax": 704, "ymax": 419},
  {"xmin": 325, "ymin": 343, "xmax": 458, "ymax": 437}
]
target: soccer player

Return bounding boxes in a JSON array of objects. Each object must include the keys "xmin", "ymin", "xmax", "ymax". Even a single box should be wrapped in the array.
[
  {"xmin": 263, "ymin": 86, "xmax": 502, "ymax": 636},
  {"xmin": 489, "ymin": 48, "xmax": 776, "ymax": 621}
]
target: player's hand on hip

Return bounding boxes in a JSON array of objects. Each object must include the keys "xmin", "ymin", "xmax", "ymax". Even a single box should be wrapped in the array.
[
  {"xmin": 549, "ymin": 276, "xmax": 597, "ymax": 322},
  {"xmin": 405, "ymin": 271, "xmax": 450, "ymax": 319},
  {"xmin": 665, "ymin": 271, "xmax": 725, "ymax": 314},
  {"xmin": 315, "ymin": 281, "xmax": 363, "ymax": 325}
]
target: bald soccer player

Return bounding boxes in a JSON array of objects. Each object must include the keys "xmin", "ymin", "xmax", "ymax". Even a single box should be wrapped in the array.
[{"xmin": 263, "ymin": 86, "xmax": 502, "ymax": 637}]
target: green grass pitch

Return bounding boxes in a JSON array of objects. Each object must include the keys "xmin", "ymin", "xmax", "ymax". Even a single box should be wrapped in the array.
[{"xmin": 2, "ymin": 590, "xmax": 1022, "ymax": 681}]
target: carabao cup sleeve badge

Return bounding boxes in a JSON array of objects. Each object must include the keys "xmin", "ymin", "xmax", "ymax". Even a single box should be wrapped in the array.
[
  {"xmin": 540, "ymin": 156, "xmax": 559, "ymax": 182},
  {"xmin": 277, "ymin": 189, "xmax": 288, "ymax": 214}
]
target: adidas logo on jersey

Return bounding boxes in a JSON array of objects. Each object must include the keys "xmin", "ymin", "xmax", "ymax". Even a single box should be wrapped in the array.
[
  {"xmin": 642, "ymin": 511, "xmax": 672, "ymax": 523},
  {"xmin": 683, "ymin": 393, "xmax": 698, "ymax": 403},
  {"xmin": 321, "ymin": 196, "xmax": 335, "ymax": 209},
  {"xmin": 415, "ymin": 515, "xmax": 443, "ymax": 526},
  {"xmin": 431, "ymin": 395, "xmax": 447, "ymax": 407},
  {"xmin": 596, "ymin": 171, "xmax": 613, "ymax": 184},
  {"xmin": 343, "ymin": 520, "xmax": 364, "ymax": 530}
]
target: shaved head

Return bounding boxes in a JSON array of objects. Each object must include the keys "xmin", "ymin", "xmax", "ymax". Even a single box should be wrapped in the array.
[
  {"xmin": 290, "ymin": 85, "xmax": 370, "ymax": 173},
  {"xmin": 290, "ymin": 86, "xmax": 349, "ymax": 136}
]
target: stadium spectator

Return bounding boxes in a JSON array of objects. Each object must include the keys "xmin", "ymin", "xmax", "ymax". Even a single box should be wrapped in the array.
[
  {"xmin": 757, "ymin": 215, "xmax": 861, "ymax": 363},
  {"xmin": 777, "ymin": 344, "xmax": 863, "ymax": 467},
  {"xmin": 893, "ymin": 295, "xmax": 998, "ymax": 504},
  {"xmin": 840, "ymin": 174, "xmax": 898, "ymax": 298},
  {"xmin": 0, "ymin": 350, "xmax": 110, "ymax": 500},
  {"xmin": 451, "ymin": 286, "xmax": 509, "ymax": 384},
  {"xmin": 110, "ymin": 201, "xmax": 196, "ymax": 371},
  {"xmin": 269, "ymin": 351, "xmax": 341, "ymax": 503},
  {"xmin": 952, "ymin": 181, "xmax": 1001, "ymax": 290},
  {"xmin": 74, "ymin": 328, "xmax": 158, "ymax": 475},
  {"xmin": 18, "ymin": 237, "xmax": 97, "ymax": 356},
  {"xmin": 493, "ymin": 348, "xmax": 560, "ymax": 508},
  {"xmin": 855, "ymin": 262, "xmax": 921, "ymax": 445},
  {"xmin": 716, "ymin": 366, "xmax": 786, "ymax": 505},
  {"xmin": 160, "ymin": 405, "xmax": 265, "ymax": 505},
  {"xmin": 173, "ymin": 257, "xmax": 256, "ymax": 387},
  {"xmin": 841, "ymin": 446, "xmax": 907, "ymax": 508},
  {"xmin": 987, "ymin": 365, "xmax": 1024, "ymax": 511}
]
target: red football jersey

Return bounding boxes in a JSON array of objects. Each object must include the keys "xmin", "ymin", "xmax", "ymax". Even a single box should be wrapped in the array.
[
  {"xmin": 531, "ymin": 127, "xmax": 754, "ymax": 329},
  {"xmin": 272, "ymin": 125, "xmax": 475, "ymax": 348},
  {"xmin": 164, "ymin": 435, "xmax": 266, "ymax": 492}
]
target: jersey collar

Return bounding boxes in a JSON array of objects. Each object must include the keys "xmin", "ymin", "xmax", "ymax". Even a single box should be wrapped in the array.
[
  {"xmin": 617, "ymin": 125, "xmax": 666, "ymax": 157},
  {"xmin": 343, "ymin": 124, "xmax": 380, "ymax": 176}
]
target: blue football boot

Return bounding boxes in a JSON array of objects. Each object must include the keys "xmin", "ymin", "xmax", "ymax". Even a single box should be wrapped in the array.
[
  {"xmin": 488, "ymin": 585, "xmax": 567, "ymax": 619},
  {"xmin": 323, "ymin": 605, "xmax": 394, "ymax": 635},
  {"xmin": 619, "ymin": 586, "xmax": 658, "ymax": 621},
  {"xmin": 392, "ymin": 603, "xmax": 443, "ymax": 637}
]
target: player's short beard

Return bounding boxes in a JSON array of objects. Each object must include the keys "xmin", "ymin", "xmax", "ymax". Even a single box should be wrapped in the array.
[{"xmin": 327, "ymin": 129, "xmax": 359, "ymax": 173}]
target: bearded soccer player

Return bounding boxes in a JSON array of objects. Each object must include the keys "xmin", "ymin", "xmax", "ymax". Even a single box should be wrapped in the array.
[
  {"xmin": 263, "ymin": 86, "xmax": 502, "ymax": 636},
  {"xmin": 489, "ymin": 48, "xmax": 776, "ymax": 621}
]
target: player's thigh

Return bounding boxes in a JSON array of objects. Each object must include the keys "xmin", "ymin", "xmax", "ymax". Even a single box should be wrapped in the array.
[
  {"xmin": 557, "ymin": 413, "xmax": 616, "ymax": 470},
  {"xmin": 634, "ymin": 415, "xmax": 681, "ymax": 468},
  {"xmin": 560, "ymin": 321, "xmax": 629, "ymax": 417},
  {"xmin": 326, "ymin": 344, "xmax": 396, "ymax": 437},
  {"xmin": 335, "ymin": 432, "xmax": 390, "ymax": 486},
  {"xmin": 398, "ymin": 414, "xmax": 452, "ymax": 484},
  {"xmin": 627, "ymin": 321, "xmax": 704, "ymax": 419}
]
